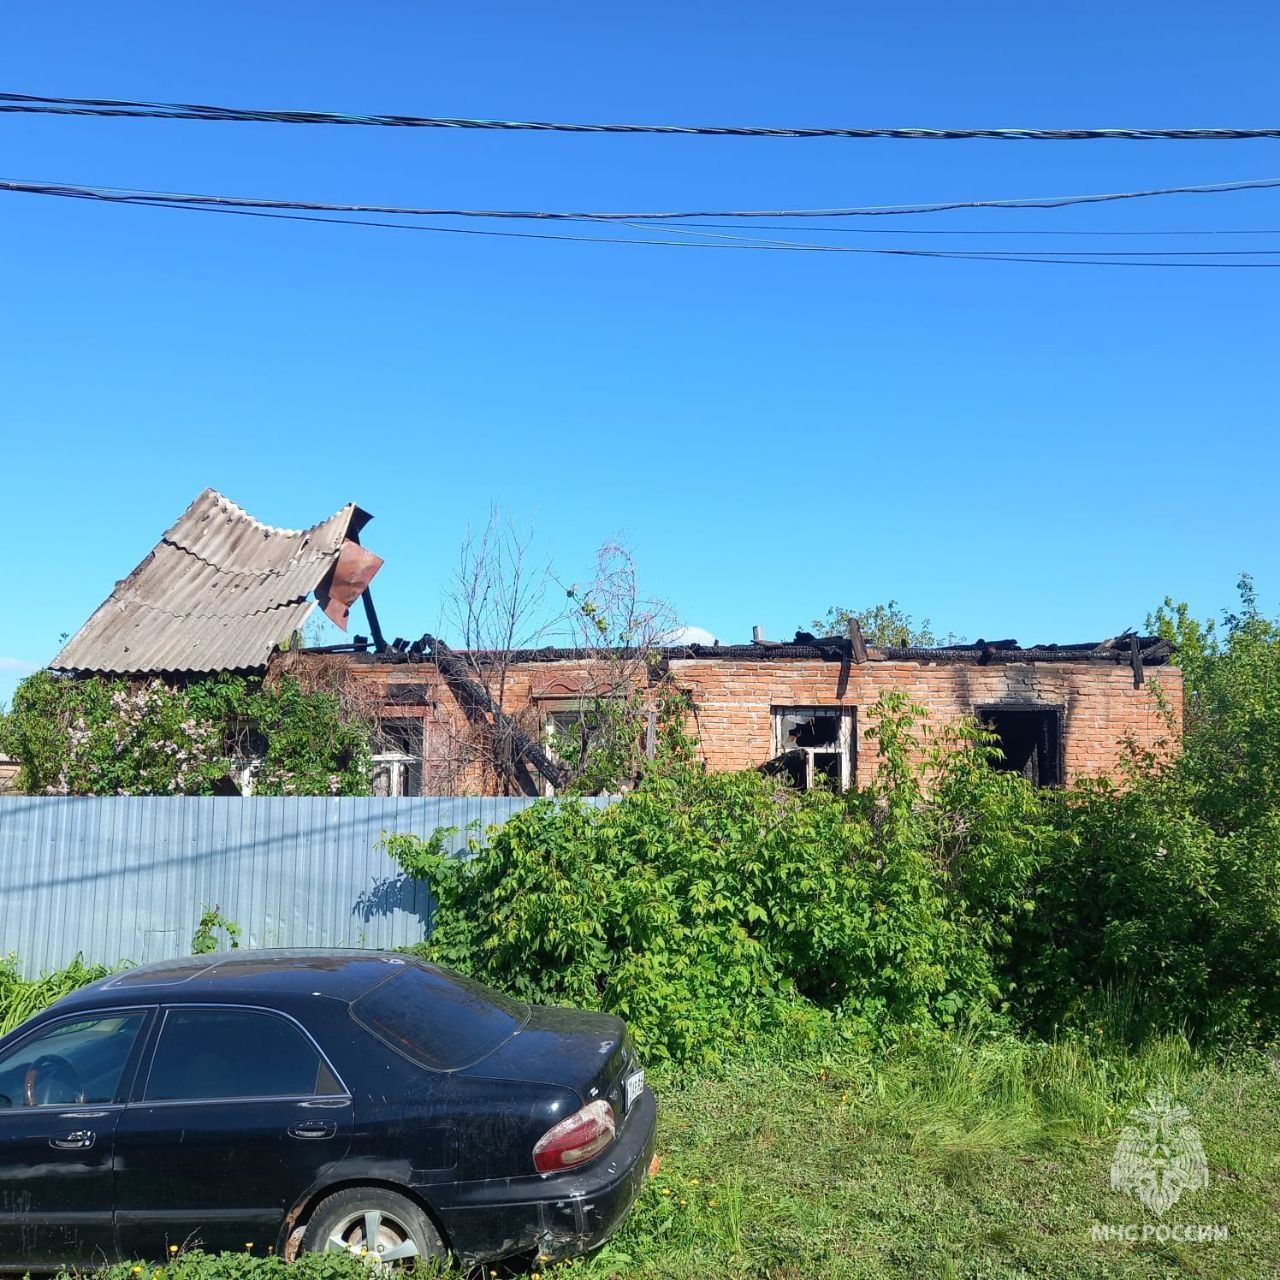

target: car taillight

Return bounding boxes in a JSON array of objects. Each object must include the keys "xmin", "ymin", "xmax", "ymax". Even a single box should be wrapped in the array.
[{"xmin": 533, "ymin": 1099, "xmax": 616, "ymax": 1173}]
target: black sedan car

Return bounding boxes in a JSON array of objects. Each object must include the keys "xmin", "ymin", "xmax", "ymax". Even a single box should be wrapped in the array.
[{"xmin": 0, "ymin": 949, "xmax": 656, "ymax": 1272}]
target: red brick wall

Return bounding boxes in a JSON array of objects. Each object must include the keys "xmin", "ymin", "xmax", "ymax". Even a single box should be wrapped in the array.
[
  {"xmin": 666, "ymin": 658, "xmax": 1182, "ymax": 786},
  {"xmin": 343, "ymin": 655, "xmax": 1182, "ymax": 792}
]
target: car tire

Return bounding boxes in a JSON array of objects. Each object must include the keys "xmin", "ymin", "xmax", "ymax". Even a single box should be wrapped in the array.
[{"xmin": 302, "ymin": 1186, "xmax": 446, "ymax": 1267}]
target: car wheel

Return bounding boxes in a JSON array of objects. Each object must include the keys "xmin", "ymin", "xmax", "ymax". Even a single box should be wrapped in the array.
[{"xmin": 303, "ymin": 1187, "xmax": 446, "ymax": 1267}]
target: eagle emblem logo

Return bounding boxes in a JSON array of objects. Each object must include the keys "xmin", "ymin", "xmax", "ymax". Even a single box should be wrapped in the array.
[{"xmin": 1110, "ymin": 1090, "xmax": 1208, "ymax": 1216}]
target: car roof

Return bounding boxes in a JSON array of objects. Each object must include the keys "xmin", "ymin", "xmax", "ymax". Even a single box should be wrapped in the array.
[{"xmin": 58, "ymin": 948, "xmax": 413, "ymax": 1011}]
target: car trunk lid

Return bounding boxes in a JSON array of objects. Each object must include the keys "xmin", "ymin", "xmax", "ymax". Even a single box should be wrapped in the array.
[{"xmin": 458, "ymin": 1005, "xmax": 637, "ymax": 1111}]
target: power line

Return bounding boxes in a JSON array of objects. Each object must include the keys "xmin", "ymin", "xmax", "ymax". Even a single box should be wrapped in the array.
[
  {"xmin": 657, "ymin": 222, "xmax": 1280, "ymax": 237},
  {"xmin": 3, "ymin": 91, "xmax": 1280, "ymax": 141},
  {"xmin": 6, "ymin": 175, "xmax": 1280, "ymax": 224},
  {"xmin": 8, "ymin": 178, "xmax": 1280, "ymax": 268}
]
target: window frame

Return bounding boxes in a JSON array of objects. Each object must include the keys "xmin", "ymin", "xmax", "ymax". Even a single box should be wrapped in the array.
[
  {"xmin": 370, "ymin": 716, "xmax": 426, "ymax": 797},
  {"xmin": 537, "ymin": 695, "xmax": 623, "ymax": 796},
  {"xmin": 0, "ymin": 1005, "xmax": 156, "ymax": 1112},
  {"xmin": 770, "ymin": 705, "xmax": 857, "ymax": 790},
  {"xmin": 134, "ymin": 1003, "xmax": 350, "ymax": 1108},
  {"xmin": 975, "ymin": 702, "xmax": 1065, "ymax": 789}
]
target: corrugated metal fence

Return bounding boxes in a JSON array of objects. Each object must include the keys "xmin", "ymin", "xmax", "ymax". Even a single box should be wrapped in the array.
[{"xmin": 0, "ymin": 797, "xmax": 611, "ymax": 978}]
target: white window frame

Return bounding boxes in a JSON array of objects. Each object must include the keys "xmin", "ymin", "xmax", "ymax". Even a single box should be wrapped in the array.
[
  {"xmin": 771, "ymin": 706, "xmax": 855, "ymax": 790},
  {"xmin": 371, "ymin": 718, "xmax": 425, "ymax": 797}
]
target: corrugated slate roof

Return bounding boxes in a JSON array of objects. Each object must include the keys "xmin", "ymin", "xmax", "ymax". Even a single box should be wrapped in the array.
[{"xmin": 51, "ymin": 488, "xmax": 369, "ymax": 675}]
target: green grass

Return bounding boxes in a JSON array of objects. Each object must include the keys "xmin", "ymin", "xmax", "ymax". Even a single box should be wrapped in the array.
[{"xmin": 558, "ymin": 1031, "xmax": 1280, "ymax": 1280}]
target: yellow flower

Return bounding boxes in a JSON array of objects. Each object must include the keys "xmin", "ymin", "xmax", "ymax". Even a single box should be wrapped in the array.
[
  {"xmin": 244, "ymin": 1243, "xmax": 254, "ymax": 1251},
  {"xmin": 131, "ymin": 1269, "xmax": 142, "ymax": 1276},
  {"xmin": 689, "ymin": 1177, "xmax": 700, "ymax": 1186},
  {"xmin": 679, "ymin": 1199, "xmax": 687, "ymax": 1206},
  {"xmin": 169, "ymin": 1247, "xmax": 179, "ymax": 1255},
  {"xmin": 661, "ymin": 1188, "xmax": 671, "ymax": 1196}
]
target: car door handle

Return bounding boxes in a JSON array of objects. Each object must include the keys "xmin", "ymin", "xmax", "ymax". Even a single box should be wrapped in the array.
[
  {"xmin": 288, "ymin": 1121, "xmax": 337, "ymax": 1141},
  {"xmin": 51, "ymin": 1129, "xmax": 96, "ymax": 1150}
]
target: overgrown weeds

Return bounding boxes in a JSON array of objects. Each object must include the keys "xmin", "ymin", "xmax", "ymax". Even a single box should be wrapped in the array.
[{"xmin": 0, "ymin": 953, "xmax": 112, "ymax": 1034}]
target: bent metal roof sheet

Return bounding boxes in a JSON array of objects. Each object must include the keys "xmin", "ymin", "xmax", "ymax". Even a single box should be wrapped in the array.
[{"xmin": 51, "ymin": 488, "xmax": 369, "ymax": 675}]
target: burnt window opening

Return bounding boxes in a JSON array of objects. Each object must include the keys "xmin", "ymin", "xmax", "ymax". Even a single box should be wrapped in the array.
[
  {"xmin": 770, "ymin": 707, "xmax": 855, "ymax": 790},
  {"xmin": 979, "ymin": 706, "xmax": 1062, "ymax": 788},
  {"xmin": 371, "ymin": 718, "xmax": 425, "ymax": 797}
]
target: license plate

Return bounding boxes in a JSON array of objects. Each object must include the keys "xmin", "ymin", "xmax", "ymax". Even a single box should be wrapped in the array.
[{"xmin": 625, "ymin": 1069, "xmax": 646, "ymax": 1110}]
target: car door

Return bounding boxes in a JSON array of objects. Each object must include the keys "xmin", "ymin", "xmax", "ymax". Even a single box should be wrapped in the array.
[
  {"xmin": 0, "ymin": 1008, "xmax": 152, "ymax": 1272},
  {"xmin": 113, "ymin": 1005, "xmax": 352, "ymax": 1259}
]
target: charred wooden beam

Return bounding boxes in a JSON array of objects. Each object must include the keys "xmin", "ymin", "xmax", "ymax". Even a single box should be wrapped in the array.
[
  {"xmin": 1129, "ymin": 632, "xmax": 1144, "ymax": 688},
  {"xmin": 425, "ymin": 635, "xmax": 567, "ymax": 790},
  {"xmin": 847, "ymin": 618, "xmax": 868, "ymax": 665},
  {"xmin": 360, "ymin": 587, "xmax": 387, "ymax": 653}
]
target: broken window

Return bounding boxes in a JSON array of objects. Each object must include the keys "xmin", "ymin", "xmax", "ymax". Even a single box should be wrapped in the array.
[
  {"xmin": 770, "ymin": 707, "xmax": 855, "ymax": 790},
  {"xmin": 371, "ymin": 718, "xmax": 425, "ymax": 797},
  {"xmin": 978, "ymin": 705, "xmax": 1062, "ymax": 787}
]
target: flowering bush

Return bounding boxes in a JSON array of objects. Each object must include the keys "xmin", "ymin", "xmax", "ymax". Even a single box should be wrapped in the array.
[
  {"xmin": 0, "ymin": 671, "xmax": 372, "ymax": 796},
  {"xmin": 2, "ymin": 673, "xmax": 228, "ymax": 795}
]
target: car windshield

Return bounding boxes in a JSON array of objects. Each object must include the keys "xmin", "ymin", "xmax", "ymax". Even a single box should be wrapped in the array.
[{"xmin": 351, "ymin": 964, "xmax": 529, "ymax": 1071}]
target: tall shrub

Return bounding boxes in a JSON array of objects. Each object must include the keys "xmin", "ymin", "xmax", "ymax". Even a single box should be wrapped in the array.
[{"xmin": 387, "ymin": 695, "xmax": 1002, "ymax": 1065}]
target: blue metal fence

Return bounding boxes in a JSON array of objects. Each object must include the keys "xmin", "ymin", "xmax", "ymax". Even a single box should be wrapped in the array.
[{"xmin": 0, "ymin": 796, "xmax": 610, "ymax": 978}]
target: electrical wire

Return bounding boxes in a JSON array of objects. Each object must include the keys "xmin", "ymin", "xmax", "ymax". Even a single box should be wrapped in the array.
[
  {"xmin": 3, "ymin": 91, "xmax": 1280, "ymax": 141},
  {"xmin": 655, "ymin": 222, "xmax": 1280, "ymax": 237},
  {"xmin": 11, "ymin": 179, "xmax": 1280, "ymax": 268},
  {"xmin": 6, "ymin": 174, "xmax": 1280, "ymax": 222}
]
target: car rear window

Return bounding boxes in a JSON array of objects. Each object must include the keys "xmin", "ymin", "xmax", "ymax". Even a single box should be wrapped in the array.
[{"xmin": 352, "ymin": 965, "xmax": 528, "ymax": 1071}]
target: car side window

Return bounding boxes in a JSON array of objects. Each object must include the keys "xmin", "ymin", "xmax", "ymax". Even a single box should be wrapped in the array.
[
  {"xmin": 0, "ymin": 1013, "xmax": 148, "ymax": 1109},
  {"xmin": 144, "ymin": 1008, "xmax": 339, "ymax": 1102}
]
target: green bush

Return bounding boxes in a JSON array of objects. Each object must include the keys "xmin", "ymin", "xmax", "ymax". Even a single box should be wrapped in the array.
[
  {"xmin": 1151, "ymin": 573, "xmax": 1280, "ymax": 834},
  {"xmin": 388, "ymin": 694, "xmax": 1007, "ymax": 1065},
  {"xmin": 995, "ymin": 580, "xmax": 1280, "ymax": 1047},
  {"xmin": 1001, "ymin": 770, "xmax": 1280, "ymax": 1047}
]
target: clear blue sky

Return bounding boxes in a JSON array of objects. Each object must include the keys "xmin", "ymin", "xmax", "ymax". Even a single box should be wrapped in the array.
[{"xmin": 3, "ymin": 2, "xmax": 1278, "ymax": 705}]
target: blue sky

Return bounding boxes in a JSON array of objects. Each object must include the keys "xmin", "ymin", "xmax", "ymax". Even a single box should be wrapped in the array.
[{"xmin": 3, "ymin": 2, "xmax": 1278, "ymax": 706}]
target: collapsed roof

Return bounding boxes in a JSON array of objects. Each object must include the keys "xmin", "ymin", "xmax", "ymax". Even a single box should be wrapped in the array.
[
  {"xmin": 51, "ymin": 488, "xmax": 382, "ymax": 676},
  {"xmin": 348, "ymin": 633, "xmax": 1175, "ymax": 667}
]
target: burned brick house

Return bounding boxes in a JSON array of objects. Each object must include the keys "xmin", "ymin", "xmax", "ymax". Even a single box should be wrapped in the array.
[
  {"xmin": 47, "ymin": 488, "xmax": 1181, "ymax": 796},
  {"xmin": 346, "ymin": 631, "xmax": 1180, "ymax": 796}
]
